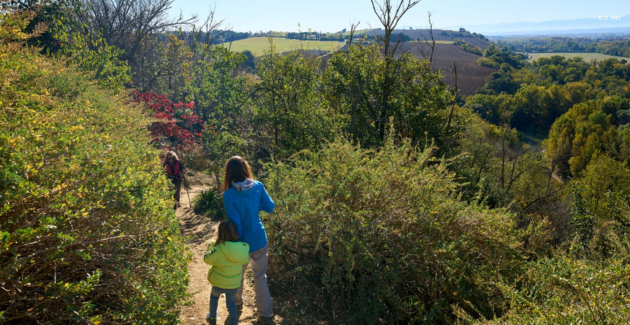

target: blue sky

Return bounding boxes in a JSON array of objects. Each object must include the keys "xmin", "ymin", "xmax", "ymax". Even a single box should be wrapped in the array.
[{"xmin": 168, "ymin": 0, "xmax": 629, "ymax": 32}]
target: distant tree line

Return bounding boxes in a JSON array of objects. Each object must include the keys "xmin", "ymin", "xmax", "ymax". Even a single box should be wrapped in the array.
[
  {"xmin": 439, "ymin": 28, "xmax": 489, "ymax": 41},
  {"xmin": 454, "ymin": 38, "xmax": 483, "ymax": 55},
  {"xmin": 170, "ymin": 30, "xmax": 252, "ymax": 45},
  {"xmin": 286, "ymin": 32, "xmax": 345, "ymax": 41},
  {"xmin": 476, "ymin": 44, "xmax": 527, "ymax": 69},
  {"xmin": 499, "ymin": 37, "xmax": 630, "ymax": 58},
  {"xmin": 207, "ymin": 30, "xmax": 251, "ymax": 44}
]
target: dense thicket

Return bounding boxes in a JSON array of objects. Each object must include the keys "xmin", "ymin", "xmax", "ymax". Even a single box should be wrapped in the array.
[
  {"xmin": 455, "ymin": 48, "xmax": 630, "ymax": 323},
  {"xmin": 264, "ymin": 139, "xmax": 523, "ymax": 323},
  {"xmin": 0, "ymin": 12, "xmax": 189, "ymax": 323},
  {"xmin": 469, "ymin": 55, "xmax": 630, "ymax": 131}
]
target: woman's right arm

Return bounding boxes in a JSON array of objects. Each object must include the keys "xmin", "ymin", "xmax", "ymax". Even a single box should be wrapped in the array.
[{"xmin": 259, "ymin": 183, "xmax": 275, "ymax": 213}]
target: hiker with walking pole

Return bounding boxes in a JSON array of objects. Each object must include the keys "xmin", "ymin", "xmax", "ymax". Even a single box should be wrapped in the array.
[{"xmin": 163, "ymin": 151, "xmax": 185, "ymax": 210}]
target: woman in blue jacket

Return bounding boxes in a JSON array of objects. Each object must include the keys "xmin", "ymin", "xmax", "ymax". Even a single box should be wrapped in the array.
[{"xmin": 221, "ymin": 156, "xmax": 275, "ymax": 325}]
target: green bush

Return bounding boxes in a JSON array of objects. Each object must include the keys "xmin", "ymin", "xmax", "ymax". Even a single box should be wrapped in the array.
[
  {"xmin": 264, "ymin": 138, "xmax": 524, "ymax": 324},
  {"xmin": 193, "ymin": 189, "xmax": 226, "ymax": 221},
  {"xmin": 0, "ymin": 13, "xmax": 189, "ymax": 323},
  {"xmin": 569, "ymin": 155, "xmax": 630, "ymax": 258},
  {"xmin": 479, "ymin": 255, "xmax": 630, "ymax": 324},
  {"xmin": 478, "ymin": 57, "xmax": 500, "ymax": 69}
]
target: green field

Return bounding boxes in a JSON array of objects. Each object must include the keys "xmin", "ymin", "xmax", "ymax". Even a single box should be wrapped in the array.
[
  {"xmin": 525, "ymin": 52, "xmax": 628, "ymax": 62},
  {"xmin": 407, "ymin": 40, "xmax": 454, "ymax": 45},
  {"xmin": 220, "ymin": 37, "xmax": 345, "ymax": 56}
]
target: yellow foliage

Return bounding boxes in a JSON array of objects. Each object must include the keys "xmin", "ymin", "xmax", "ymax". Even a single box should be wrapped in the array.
[{"xmin": 0, "ymin": 10, "xmax": 190, "ymax": 323}]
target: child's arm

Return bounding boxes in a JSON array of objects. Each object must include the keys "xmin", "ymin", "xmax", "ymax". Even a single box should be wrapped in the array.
[
  {"xmin": 223, "ymin": 194, "xmax": 243, "ymax": 236},
  {"xmin": 259, "ymin": 183, "xmax": 275, "ymax": 213},
  {"xmin": 237, "ymin": 242, "xmax": 250, "ymax": 265},
  {"xmin": 203, "ymin": 241, "xmax": 221, "ymax": 265}
]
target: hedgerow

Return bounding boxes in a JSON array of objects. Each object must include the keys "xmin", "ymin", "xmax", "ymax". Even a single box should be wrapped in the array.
[
  {"xmin": 0, "ymin": 11, "xmax": 189, "ymax": 324},
  {"xmin": 264, "ymin": 137, "xmax": 525, "ymax": 324}
]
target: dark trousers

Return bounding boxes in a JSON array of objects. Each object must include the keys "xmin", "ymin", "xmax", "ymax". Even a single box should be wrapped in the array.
[{"xmin": 171, "ymin": 177, "xmax": 182, "ymax": 203}]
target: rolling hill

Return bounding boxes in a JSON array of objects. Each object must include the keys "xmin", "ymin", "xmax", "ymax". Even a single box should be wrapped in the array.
[
  {"xmin": 338, "ymin": 41, "xmax": 495, "ymax": 97},
  {"xmin": 220, "ymin": 37, "xmax": 345, "ymax": 56}
]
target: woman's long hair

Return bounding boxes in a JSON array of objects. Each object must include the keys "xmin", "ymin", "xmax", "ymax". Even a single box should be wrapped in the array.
[
  {"xmin": 214, "ymin": 221, "xmax": 240, "ymax": 247},
  {"xmin": 221, "ymin": 156, "xmax": 254, "ymax": 192},
  {"xmin": 164, "ymin": 151, "xmax": 179, "ymax": 163}
]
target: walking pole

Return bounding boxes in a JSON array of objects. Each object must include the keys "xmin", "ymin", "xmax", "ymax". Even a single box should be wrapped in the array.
[{"xmin": 182, "ymin": 174, "xmax": 192, "ymax": 207}]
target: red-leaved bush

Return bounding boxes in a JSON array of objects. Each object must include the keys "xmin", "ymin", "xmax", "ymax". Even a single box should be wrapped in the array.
[{"xmin": 132, "ymin": 90, "xmax": 210, "ymax": 150}]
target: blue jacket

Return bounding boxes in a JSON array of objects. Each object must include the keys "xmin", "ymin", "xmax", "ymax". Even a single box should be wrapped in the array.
[{"xmin": 223, "ymin": 180, "xmax": 275, "ymax": 252}]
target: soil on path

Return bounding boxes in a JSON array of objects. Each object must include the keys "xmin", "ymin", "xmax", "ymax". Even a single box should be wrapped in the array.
[{"xmin": 177, "ymin": 185, "xmax": 283, "ymax": 325}]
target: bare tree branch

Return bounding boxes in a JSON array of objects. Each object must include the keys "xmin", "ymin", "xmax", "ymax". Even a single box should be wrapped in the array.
[
  {"xmin": 347, "ymin": 21, "xmax": 360, "ymax": 50},
  {"xmin": 370, "ymin": 0, "xmax": 421, "ymax": 57}
]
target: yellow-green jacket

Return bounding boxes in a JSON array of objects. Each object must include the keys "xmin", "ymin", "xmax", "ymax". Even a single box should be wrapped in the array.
[{"xmin": 203, "ymin": 240, "xmax": 250, "ymax": 289}]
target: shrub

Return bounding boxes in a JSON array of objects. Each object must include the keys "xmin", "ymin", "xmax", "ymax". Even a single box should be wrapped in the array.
[
  {"xmin": 569, "ymin": 155, "xmax": 630, "ymax": 257},
  {"xmin": 264, "ymin": 138, "xmax": 524, "ymax": 324},
  {"xmin": 192, "ymin": 189, "xmax": 226, "ymax": 221},
  {"xmin": 478, "ymin": 57, "xmax": 500, "ymax": 69},
  {"xmin": 180, "ymin": 143, "xmax": 210, "ymax": 172},
  {"xmin": 0, "ymin": 12, "xmax": 189, "ymax": 323},
  {"xmin": 52, "ymin": 9, "xmax": 131, "ymax": 92},
  {"xmin": 479, "ymin": 256, "xmax": 630, "ymax": 324}
]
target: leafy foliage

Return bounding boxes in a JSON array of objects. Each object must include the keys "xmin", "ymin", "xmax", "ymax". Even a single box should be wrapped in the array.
[
  {"xmin": 477, "ymin": 57, "xmax": 500, "ymax": 69},
  {"xmin": 480, "ymin": 256, "xmax": 630, "ymax": 324},
  {"xmin": 264, "ymin": 137, "xmax": 524, "ymax": 323},
  {"xmin": 7, "ymin": 3, "xmax": 630, "ymax": 324},
  {"xmin": 324, "ymin": 43, "xmax": 458, "ymax": 151},
  {"xmin": 192, "ymin": 189, "xmax": 226, "ymax": 221},
  {"xmin": 454, "ymin": 38, "xmax": 483, "ymax": 56},
  {"xmin": 52, "ymin": 9, "xmax": 132, "ymax": 92},
  {"xmin": 456, "ymin": 111, "xmax": 561, "ymax": 209},
  {"xmin": 132, "ymin": 90, "xmax": 204, "ymax": 151},
  {"xmin": 470, "ymin": 55, "xmax": 630, "ymax": 133},
  {"xmin": 569, "ymin": 156, "xmax": 630, "ymax": 256},
  {"xmin": 254, "ymin": 49, "xmax": 336, "ymax": 157},
  {"xmin": 0, "ymin": 12, "xmax": 189, "ymax": 323},
  {"xmin": 500, "ymin": 36, "xmax": 630, "ymax": 58},
  {"xmin": 544, "ymin": 96, "xmax": 630, "ymax": 177}
]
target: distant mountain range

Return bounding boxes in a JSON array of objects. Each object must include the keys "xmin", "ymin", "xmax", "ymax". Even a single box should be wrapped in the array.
[{"xmin": 437, "ymin": 15, "xmax": 630, "ymax": 36}]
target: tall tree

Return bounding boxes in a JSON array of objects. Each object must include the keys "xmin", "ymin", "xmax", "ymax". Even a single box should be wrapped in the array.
[
  {"xmin": 369, "ymin": 0, "xmax": 421, "ymax": 139},
  {"xmin": 72, "ymin": 0, "xmax": 195, "ymax": 90}
]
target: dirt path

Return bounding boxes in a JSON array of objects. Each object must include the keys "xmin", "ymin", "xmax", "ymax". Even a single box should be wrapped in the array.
[{"xmin": 177, "ymin": 185, "xmax": 281, "ymax": 325}]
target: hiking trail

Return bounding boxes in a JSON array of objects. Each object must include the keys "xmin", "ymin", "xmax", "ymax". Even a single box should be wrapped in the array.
[{"xmin": 177, "ymin": 185, "xmax": 283, "ymax": 325}]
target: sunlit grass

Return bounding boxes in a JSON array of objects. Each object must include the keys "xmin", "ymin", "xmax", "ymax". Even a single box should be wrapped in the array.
[
  {"xmin": 220, "ymin": 37, "xmax": 345, "ymax": 56},
  {"xmin": 525, "ymin": 52, "xmax": 628, "ymax": 62}
]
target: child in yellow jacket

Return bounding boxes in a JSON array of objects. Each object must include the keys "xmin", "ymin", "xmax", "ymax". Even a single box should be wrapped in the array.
[{"xmin": 204, "ymin": 221, "xmax": 250, "ymax": 325}]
